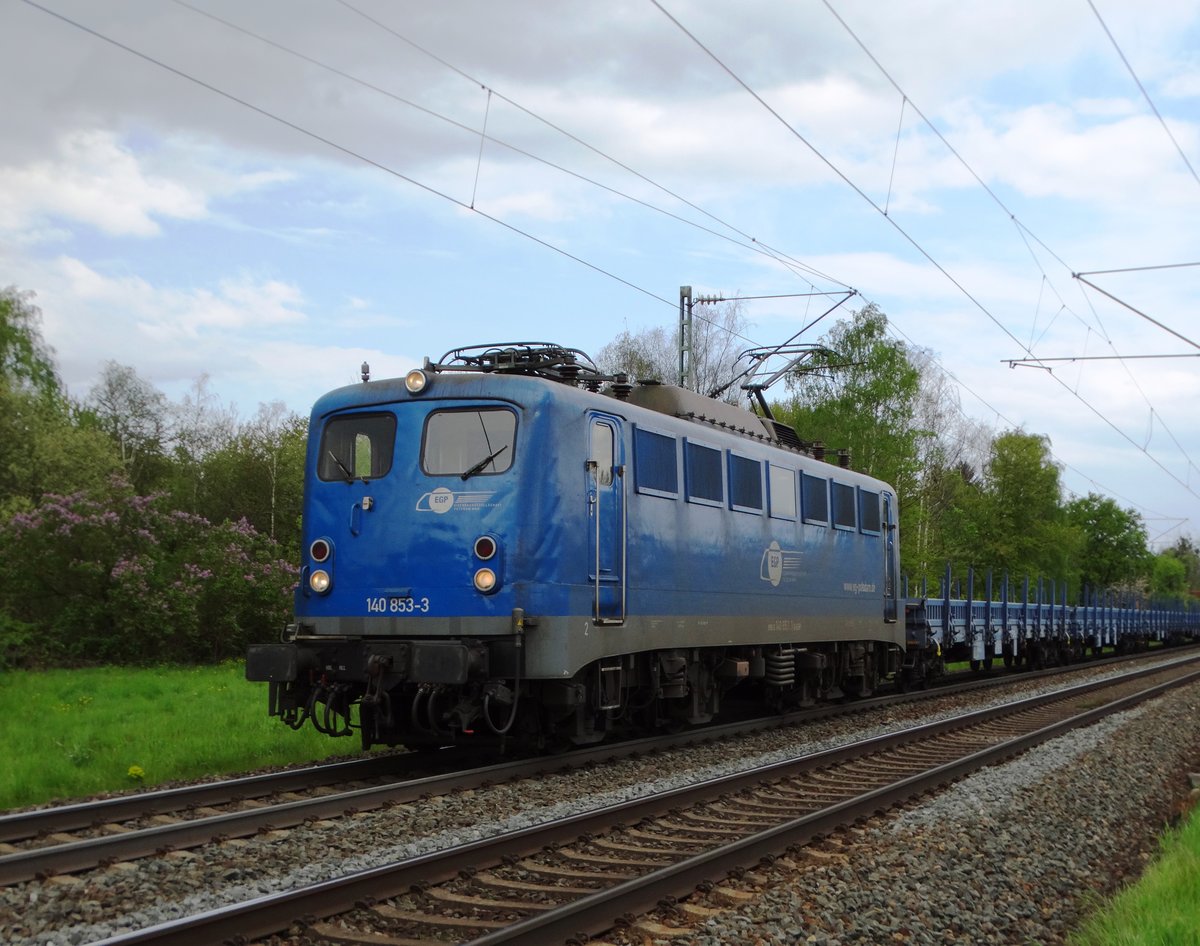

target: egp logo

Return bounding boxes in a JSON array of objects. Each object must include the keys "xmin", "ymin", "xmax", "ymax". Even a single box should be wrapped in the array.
[
  {"xmin": 426, "ymin": 487, "xmax": 455, "ymax": 514},
  {"xmin": 760, "ymin": 541, "xmax": 783, "ymax": 587},
  {"xmin": 416, "ymin": 488, "xmax": 495, "ymax": 514}
]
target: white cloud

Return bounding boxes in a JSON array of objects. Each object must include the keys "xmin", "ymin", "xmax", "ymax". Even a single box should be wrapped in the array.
[
  {"xmin": 0, "ymin": 130, "xmax": 205, "ymax": 238},
  {"xmin": 973, "ymin": 105, "xmax": 1199, "ymax": 203},
  {"xmin": 243, "ymin": 340, "xmax": 421, "ymax": 406},
  {"xmin": 35, "ymin": 258, "xmax": 308, "ymax": 395},
  {"xmin": 0, "ymin": 128, "xmax": 296, "ymax": 242},
  {"xmin": 2, "ymin": 0, "xmax": 1198, "ymax": 535},
  {"xmin": 1162, "ymin": 68, "xmax": 1200, "ymax": 98}
]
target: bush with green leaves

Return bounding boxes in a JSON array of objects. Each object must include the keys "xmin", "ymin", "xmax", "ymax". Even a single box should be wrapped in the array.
[{"xmin": 0, "ymin": 479, "xmax": 296, "ymax": 667}]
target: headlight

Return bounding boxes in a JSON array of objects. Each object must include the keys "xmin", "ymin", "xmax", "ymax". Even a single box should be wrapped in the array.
[
  {"xmin": 405, "ymin": 368, "xmax": 428, "ymax": 394},
  {"xmin": 309, "ymin": 569, "xmax": 332, "ymax": 594},
  {"xmin": 473, "ymin": 568, "xmax": 497, "ymax": 593}
]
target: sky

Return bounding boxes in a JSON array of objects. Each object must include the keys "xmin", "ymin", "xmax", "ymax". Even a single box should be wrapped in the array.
[{"xmin": 1, "ymin": 0, "xmax": 1198, "ymax": 548}]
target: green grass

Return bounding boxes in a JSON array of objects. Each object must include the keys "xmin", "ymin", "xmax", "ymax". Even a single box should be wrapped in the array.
[
  {"xmin": 0, "ymin": 662, "xmax": 362, "ymax": 810},
  {"xmin": 1069, "ymin": 805, "xmax": 1200, "ymax": 946}
]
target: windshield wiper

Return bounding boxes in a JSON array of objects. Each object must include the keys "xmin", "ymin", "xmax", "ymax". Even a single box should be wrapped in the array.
[
  {"xmin": 461, "ymin": 445, "xmax": 508, "ymax": 481},
  {"xmin": 327, "ymin": 449, "xmax": 354, "ymax": 483}
]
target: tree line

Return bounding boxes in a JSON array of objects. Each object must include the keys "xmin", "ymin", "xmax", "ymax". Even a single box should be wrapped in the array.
[
  {"xmin": 1, "ymin": 285, "xmax": 1195, "ymax": 668},
  {"xmin": 0, "ymin": 287, "xmax": 305, "ymax": 667}
]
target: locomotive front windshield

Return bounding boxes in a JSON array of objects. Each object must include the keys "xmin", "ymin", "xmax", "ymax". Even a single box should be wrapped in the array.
[
  {"xmin": 422, "ymin": 408, "xmax": 517, "ymax": 477},
  {"xmin": 318, "ymin": 412, "xmax": 396, "ymax": 481}
]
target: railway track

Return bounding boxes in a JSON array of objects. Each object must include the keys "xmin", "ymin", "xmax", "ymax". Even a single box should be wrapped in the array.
[
  {"xmin": 71, "ymin": 652, "xmax": 1200, "ymax": 946},
  {"xmin": 1, "ymin": 648, "xmax": 1178, "ymax": 886}
]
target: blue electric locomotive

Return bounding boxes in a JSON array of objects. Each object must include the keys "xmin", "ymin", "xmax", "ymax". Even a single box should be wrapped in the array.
[{"xmin": 247, "ymin": 343, "xmax": 906, "ymax": 750}]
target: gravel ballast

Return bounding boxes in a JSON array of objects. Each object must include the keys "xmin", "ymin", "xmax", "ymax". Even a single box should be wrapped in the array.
[
  {"xmin": 2, "ymin": 660, "xmax": 1198, "ymax": 946},
  {"xmin": 644, "ymin": 681, "xmax": 1200, "ymax": 946}
]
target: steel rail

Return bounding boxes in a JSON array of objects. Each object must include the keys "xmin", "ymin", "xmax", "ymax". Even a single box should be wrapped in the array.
[
  {"xmin": 7, "ymin": 643, "xmax": 1190, "ymax": 888},
  {"xmin": 0, "ymin": 754, "xmax": 411, "ymax": 844},
  {"xmin": 2, "ymin": 647, "xmax": 1187, "ymax": 885},
  {"xmin": 81, "ymin": 655, "xmax": 1200, "ymax": 946},
  {"xmin": 470, "ymin": 665, "xmax": 1200, "ymax": 945}
]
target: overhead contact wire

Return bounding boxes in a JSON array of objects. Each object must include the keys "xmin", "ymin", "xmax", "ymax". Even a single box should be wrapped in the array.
[
  {"xmin": 650, "ymin": 0, "xmax": 1200, "ymax": 505},
  {"xmin": 21, "ymin": 0, "xmax": 676, "ymax": 310},
  {"xmin": 169, "ymin": 0, "xmax": 834, "ymax": 297},
  {"xmin": 1086, "ymin": 0, "xmax": 1200, "ymax": 191},
  {"xmin": 818, "ymin": 0, "xmax": 1200, "ymax": 488},
  {"xmin": 660, "ymin": 0, "xmax": 1189, "ymax": 498},
  {"xmin": 332, "ymin": 0, "xmax": 851, "ymax": 292}
]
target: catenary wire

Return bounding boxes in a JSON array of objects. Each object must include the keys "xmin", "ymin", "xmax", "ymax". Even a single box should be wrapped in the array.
[
  {"xmin": 21, "ymin": 0, "xmax": 1198, "ymax": 527},
  {"xmin": 23, "ymin": 0, "xmax": 787, "ymax": 356},
  {"xmin": 1086, "ymin": 0, "xmax": 1200, "ymax": 191},
  {"xmin": 648, "ymin": 0, "xmax": 1049, "ymax": 363},
  {"xmin": 332, "ymin": 0, "xmax": 851, "ymax": 293},
  {"xmin": 815, "ymin": 0, "xmax": 1200, "ymax": 487},
  {"xmin": 649, "ymin": 0, "xmax": 1200, "ymax": 508},
  {"xmin": 166, "ymin": 0, "xmax": 843, "ymax": 300},
  {"xmin": 19, "ymin": 0, "xmax": 679, "ymax": 313},
  {"xmin": 883, "ymin": 320, "xmax": 1181, "ymax": 540}
]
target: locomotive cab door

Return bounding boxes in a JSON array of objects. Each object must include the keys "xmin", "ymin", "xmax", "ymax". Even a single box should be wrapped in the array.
[
  {"xmin": 883, "ymin": 492, "xmax": 898, "ymax": 622},
  {"xmin": 587, "ymin": 414, "xmax": 626, "ymax": 624}
]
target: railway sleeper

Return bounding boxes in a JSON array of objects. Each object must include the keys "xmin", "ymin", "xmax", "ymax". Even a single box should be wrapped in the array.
[{"xmin": 472, "ymin": 870, "xmax": 596, "ymax": 896}]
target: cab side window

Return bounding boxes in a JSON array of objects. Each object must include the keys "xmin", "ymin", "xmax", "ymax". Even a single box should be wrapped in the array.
[{"xmin": 319, "ymin": 413, "xmax": 396, "ymax": 481}]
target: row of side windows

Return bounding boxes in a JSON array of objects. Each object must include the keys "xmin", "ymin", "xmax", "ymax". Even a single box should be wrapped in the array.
[{"xmin": 633, "ymin": 426, "xmax": 882, "ymax": 534}]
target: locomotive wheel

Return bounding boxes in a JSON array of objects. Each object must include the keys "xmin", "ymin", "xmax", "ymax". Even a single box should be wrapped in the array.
[{"xmin": 861, "ymin": 652, "xmax": 879, "ymax": 698}]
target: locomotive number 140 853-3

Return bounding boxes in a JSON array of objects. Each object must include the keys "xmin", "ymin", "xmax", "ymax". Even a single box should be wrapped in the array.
[{"xmin": 366, "ymin": 596, "xmax": 431, "ymax": 614}]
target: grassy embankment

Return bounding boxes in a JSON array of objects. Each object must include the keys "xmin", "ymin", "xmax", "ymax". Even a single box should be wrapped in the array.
[
  {"xmin": 3, "ymin": 663, "xmax": 1197, "ymax": 945},
  {"xmin": 0, "ymin": 662, "xmax": 353, "ymax": 810},
  {"xmin": 1068, "ymin": 805, "xmax": 1200, "ymax": 946}
]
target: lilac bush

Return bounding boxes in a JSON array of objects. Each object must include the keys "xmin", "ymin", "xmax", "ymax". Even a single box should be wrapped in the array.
[{"xmin": 0, "ymin": 479, "xmax": 297, "ymax": 666}]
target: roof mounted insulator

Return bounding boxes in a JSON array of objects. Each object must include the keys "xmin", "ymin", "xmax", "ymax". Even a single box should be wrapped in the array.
[{"xmin": 430, "ymin": 343, "xmax": 613, "ymax": 386}]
